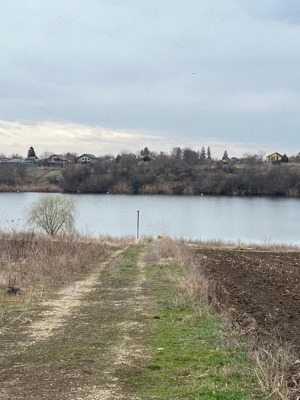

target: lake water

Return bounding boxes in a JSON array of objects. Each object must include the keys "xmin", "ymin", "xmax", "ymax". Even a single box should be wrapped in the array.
[{"xmin": 0, "ymin": 192, "xmax": 299, "ymax": 245}]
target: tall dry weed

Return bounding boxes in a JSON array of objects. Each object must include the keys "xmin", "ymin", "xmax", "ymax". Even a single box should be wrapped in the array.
[
  {"xmin": 0, "ymin": 231, "xmax": 108, "ymax": 289},
  {"xmin": 146, "ymin": 237, "xmax": 194, "ymax": 266},
  {"xmin": 253, "ymin": 344, "xmax": 300, "ymax": 400}
]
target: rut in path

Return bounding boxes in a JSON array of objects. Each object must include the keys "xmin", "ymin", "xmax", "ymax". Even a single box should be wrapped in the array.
[
  {"xmin": 0, "ymin": 245, "xmax": 153, "ymax": 400},
  {"xmin": 27, "ymin": 247, "xmax": 129, "ymax": 344}
]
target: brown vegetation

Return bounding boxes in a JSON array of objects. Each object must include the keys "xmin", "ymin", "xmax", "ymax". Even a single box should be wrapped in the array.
[
  {"xmin": 3, "ymin": 154, "xmax": 300, "ymax": 196},
  {"xmin": 0, "ymin": 231, "xmax": 108, "ymax": 289}
]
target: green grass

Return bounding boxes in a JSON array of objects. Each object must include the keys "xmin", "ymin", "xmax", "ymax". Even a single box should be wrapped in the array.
[{"xmin": 133, "ymin": 262, "xmax": 266, "ymax": 400}]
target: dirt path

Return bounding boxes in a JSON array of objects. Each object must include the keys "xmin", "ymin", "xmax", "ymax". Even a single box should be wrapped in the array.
[
  {"xmin": 0, "ymin": 245, "xmax": 153, "ymax": 399},
  {"xmin": 27, "ymin": 247, "xmax": 129, "ymax": 344}
]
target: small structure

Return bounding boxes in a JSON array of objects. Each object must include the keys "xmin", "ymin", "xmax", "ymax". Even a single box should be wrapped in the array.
[
  {"xmin": 76, "ymin": 154, "xmax": 98, "ymax": 164},
  {"xmin": 267, "ymin": 152, "xmax": 283, "ymax": 164},
  {"xmin": 138, "ymin": 155, "xmax": 156, "ymax": 165},
  {"xmin": 7, "ymin": 158, "xmax": 25, "ymax": 163},
  {"xmin": 25, "ymin": 156, "xmax": 39, "ymax": 165},
  {"xmin": 230, "ymin": 157, "xmax": 239, "ymax": 164},
  {"xmin": 221, "ymin": 157, "xmax": 230, "ymax": 164},
  {"xmin": 45, "ymin": 154, "xmax": 68, "ymax": 168},
  {"xmin": 102, "ymin": 156, "xmax": 115, "ymax": 163}
]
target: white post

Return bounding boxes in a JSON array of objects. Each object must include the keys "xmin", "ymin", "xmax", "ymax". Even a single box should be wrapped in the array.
[{"xmin": 136, "ymin": 209, "xmax": 140, "ymax": 240}]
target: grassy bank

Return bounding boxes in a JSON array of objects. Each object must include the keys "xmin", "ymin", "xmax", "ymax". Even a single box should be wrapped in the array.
[
  {"xmin": 146, "ymin": 238, "xmax": 300, "ymax": 400},
  {"xmin": 135, "ymin": 261, "xmax": 262, "ymax": 399}
]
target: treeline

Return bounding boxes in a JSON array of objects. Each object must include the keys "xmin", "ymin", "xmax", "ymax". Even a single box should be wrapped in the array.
[
  {"xmin": 0, "ymin": 163, "xmax": 27, "ymax": 186},
  {"xmin": 59, "ymin": 155, "xmax": 300, "ymax": 196},
  {"xmin": 1, "ymin": 150, "xmax": 300, "ymax": 196}
]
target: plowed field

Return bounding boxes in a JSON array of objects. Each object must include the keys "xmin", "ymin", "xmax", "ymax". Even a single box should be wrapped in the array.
[{"xmin": 196, "ymin": 248, "xmax": 300, "ymax": 353}]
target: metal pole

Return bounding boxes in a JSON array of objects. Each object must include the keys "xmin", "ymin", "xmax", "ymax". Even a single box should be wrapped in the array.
[{"xmin": 136, "ymin": 208, "xmax": 140, "ymax": 240}]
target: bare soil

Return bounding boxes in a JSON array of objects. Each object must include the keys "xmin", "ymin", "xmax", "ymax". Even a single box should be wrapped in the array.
[{"xmin": 196, "ymin": 248, "xmax": 300, "ymax": 353}]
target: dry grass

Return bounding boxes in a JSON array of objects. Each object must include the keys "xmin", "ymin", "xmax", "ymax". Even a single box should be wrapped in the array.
[
  {"xmin": 97, "ymin": 234, "xmax": 137, "ymax": 245},
  {"xmin": 253, "ymin": 345, "xmax": 300, "ymax": 400},
  {"xmin": 145, "ymin": 236, "xmax": 194, "ymax": 265},
  {"xmin": 146, "ymin": 237, "xmax": 216, "ymax": 309},
  {"xmin": 0, "ymin": 231, "xmax": 110, "ymax": 343},
  {"xmin": 0, "ymin": 231, "xmax": 108, "ymax": 290}
]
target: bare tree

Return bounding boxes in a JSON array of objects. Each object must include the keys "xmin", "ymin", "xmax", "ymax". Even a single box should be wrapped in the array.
[{"xmin": 27, "ymin": 195, "xmax": 76, "ymax": 236}]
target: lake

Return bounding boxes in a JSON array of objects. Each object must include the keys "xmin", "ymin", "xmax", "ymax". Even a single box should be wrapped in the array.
[{"xmin": 0, "ymin": 192, "xmax": 299, "ymax": 245}]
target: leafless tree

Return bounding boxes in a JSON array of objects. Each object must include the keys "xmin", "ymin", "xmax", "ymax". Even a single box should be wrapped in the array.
[{"xmin": 27, "ymin": 195, "xmax": 76, "ymax": 236}]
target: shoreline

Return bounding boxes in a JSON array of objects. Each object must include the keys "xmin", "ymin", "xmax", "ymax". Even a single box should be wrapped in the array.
[{"xmin": 0, "ymin": 185, "xmax": 298, "ymax": 198}]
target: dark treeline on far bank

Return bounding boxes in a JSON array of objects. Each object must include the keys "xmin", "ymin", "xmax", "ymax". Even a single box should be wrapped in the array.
[
  {"xmin": 1, "ymin": 146, "xmax": 300, "ymax": 196},
  {"xmin": 59, "ymin": 156, "xmax": 300, "ymax": 196}
]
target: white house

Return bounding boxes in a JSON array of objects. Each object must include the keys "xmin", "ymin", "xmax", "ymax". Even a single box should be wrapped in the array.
[{"xmin": 76, "ymin": 154, "xmax": 98, "ymax": 164}]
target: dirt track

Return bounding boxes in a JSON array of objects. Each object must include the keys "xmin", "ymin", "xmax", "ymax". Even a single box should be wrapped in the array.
[
  {"xmin": 0, "ymin": 246, "xmax": 150, "ymax": 400},
  {"xmin": 196, "ymin": 248, "xmax": 300, "ymax": 353}
]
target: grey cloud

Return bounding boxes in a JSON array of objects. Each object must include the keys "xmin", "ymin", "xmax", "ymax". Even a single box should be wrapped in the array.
[
  {"xmin": 18, "ymin": 7, "xmax": 82, "ymax": 60},
  {"xmin": 0, "ymin": 0, "xmax": 300, "ymax": 156},
  {"xmin": 239, "ymin": 0, "xmax": 300, "ymax": 22}
]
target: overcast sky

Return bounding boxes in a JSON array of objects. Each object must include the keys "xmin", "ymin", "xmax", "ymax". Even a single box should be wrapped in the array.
[{"xmin": 1, "ymin": 0, "xmax": 300, "ymax": 158}]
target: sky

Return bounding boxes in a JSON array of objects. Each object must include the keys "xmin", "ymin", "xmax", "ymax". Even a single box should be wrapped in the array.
[{"xmin": 1, "ymin": 0, "xmax": 300, "ymax": 159}]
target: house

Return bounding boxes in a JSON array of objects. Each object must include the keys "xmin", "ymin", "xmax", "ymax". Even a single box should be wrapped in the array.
[
  {"xmin": 7, "ymin": 157, "xmax": 25, "ymax": 163},
  {"xmin": 25, "ymin": 156, "xmax": 39, "ymax": 165},
  {"xmin": 46, "ymin": 154, "xmax": 69, "ymax": 168},
  {"xmin": 221, "ymin": 157, "xmax": 229, "ymax": 164},
  {"xmin": 138, "ymin": 155, "xmax": 156, "ymax": 165},
  {"xmin": 267, "ymin": 152, "xmax": 283, "ymax": 164},
  {"xmin": 102, "ymin": 156, "xmax": 115, "ymax": 163},
  {"xmin": 64, "ymin": 153, "xmax": 77, "ymax": 163},
  {"xmin": 76, "ymin": 154, "xmax": 98, "ymax": 164}
]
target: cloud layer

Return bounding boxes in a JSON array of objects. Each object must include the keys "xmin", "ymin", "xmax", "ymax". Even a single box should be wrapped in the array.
[{"xmin": 1, "ymin": 0, "xmax": 300, "ymax": 158}]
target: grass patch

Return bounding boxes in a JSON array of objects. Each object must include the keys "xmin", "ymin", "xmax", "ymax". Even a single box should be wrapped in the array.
[{"xmin": 134, "ymin": 262, "xmax": 265, "ymax": 400}]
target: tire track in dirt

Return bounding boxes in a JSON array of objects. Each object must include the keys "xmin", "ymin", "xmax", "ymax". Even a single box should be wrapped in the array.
[
  {"xmin": 0, "ymin": 245, "xmax": 154, "ymax": 400},
  {"xmin": 67, "ymin": 249, "xmax": 151, "ymax": 400},
  {"xmin": 26, "ymin": 247, "xmax": 128, "ymax": 344}
]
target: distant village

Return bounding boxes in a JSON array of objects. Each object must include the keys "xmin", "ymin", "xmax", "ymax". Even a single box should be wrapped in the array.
[{"xmin": 0, "ymin": 146, "xmax": 298, "ymax": 168}]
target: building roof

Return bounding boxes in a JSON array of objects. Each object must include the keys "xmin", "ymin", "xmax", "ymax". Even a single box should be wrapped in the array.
[
  {"xmin": 77, "ymin": 154, "xmax": 97, "ymax": 159},
  {"xmin": 267, "ymin": 152, "xmax": 283, "ymax": 157},
  {"xmin": 48, "ymin": 154, "xmax": 68, "ymax": 161}
]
